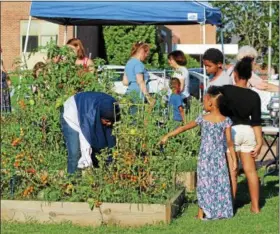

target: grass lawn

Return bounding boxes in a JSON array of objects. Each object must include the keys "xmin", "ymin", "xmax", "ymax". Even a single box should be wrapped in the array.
[{"xmin": 1, "ymin": 170, "xmax": 278, "ymax": 234}]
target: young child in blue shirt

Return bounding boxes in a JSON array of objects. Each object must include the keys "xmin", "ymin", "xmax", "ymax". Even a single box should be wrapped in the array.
[{"xmin": 169, "ymin": 78, "xmax": 185, "ymax": 123}]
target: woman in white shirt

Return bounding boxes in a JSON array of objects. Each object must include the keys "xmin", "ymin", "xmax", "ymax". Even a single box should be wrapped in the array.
[{"xmin": 168, "ymin": 50, "xmax": 191, "ymax": 112}]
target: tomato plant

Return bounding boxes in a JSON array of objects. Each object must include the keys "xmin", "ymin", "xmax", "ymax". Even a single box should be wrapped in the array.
[{"xmin": 1, "ymin": 43, "xmax": 202, "ymax": 207}]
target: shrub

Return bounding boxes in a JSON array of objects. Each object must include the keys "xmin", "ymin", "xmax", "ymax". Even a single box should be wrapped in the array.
[{"xmin": 103, "ymin": 26, "xmax": 165, "ymax": 69}]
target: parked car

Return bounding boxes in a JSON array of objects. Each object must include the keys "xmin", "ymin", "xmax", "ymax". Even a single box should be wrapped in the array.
[
  {"xmin": 98, "ymin": 66, "xmax": 206, "ymax": 101},
  {"xmin": 98, "ymin": 65, "xmax": 170, "ymax": 95},
  {"xmin": 189, "ymin": 68, "xmax": 205, "ymax": 100}
]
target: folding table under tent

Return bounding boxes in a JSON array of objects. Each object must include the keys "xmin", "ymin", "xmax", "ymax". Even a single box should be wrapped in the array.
[{"xmin": 26, "ymin": 1, "xmax": 223, "ymax": 90}]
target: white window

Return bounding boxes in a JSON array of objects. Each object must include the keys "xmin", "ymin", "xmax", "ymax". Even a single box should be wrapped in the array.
[{"xmin": 20, "ymin": 20, "xmax": 59, "ymax": 53}]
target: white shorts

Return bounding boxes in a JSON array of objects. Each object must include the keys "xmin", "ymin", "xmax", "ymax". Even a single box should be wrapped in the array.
[{"xmin": 231, "ymin": 125, "xmax": 256, "ymax": 153}]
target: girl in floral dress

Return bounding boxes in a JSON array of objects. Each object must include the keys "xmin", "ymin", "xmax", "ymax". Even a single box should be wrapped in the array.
[{"xmin": 160, "ymin": 86, "xmax": 237, "ymax": 220}]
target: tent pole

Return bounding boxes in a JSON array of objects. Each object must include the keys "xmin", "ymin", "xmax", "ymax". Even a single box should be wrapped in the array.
[
  {"xmin": 23, "ymin": 16, "xmax": 32, "ymax": 69},
  {"xmin": 267, "ymin": 0, "xmax": 272, "ymax": 79},
  {"xmin": 202, "ymin": 23, "xmax": 206, "ymax": 44},
  {"xmin": 202, "ymin": 8, "xmax": 207, "ymax": 94},
  {"xmin": 220, "ymin": 27, "xmax": 225, "ymax": 70},
  {"xmin": 64, "ymin": 25, "xmax": 68, "ymax": 45},
  {"xmin": 74, "ymin": 26, "xmax": 77, "ymax": 38}
]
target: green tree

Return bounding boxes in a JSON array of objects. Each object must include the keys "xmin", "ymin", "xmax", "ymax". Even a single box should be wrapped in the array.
[
  {"xmin": 213, "ymin": 1, "xmax": 279, "ymax": 66},
  {"xmin": 103, "ymin": 26, "xmax": 164, "ymax": 69}
]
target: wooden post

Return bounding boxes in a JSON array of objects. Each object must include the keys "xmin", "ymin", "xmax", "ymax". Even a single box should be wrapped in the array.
[{"xmin": 176, "ymin": 172, "xmax": 197, "ymax": 192}]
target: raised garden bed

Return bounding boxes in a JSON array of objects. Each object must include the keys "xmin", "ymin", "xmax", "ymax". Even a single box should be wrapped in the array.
[
  {"xmin": 1, "ymin": 189, "xmax": 185, "ymax": 227},
  {"xmin": 177, "ymin": 172, "xmax": 197, "ymax": 192}
]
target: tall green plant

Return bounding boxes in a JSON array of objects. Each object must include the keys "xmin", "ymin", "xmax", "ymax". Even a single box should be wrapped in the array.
[
  {"xmin": 1, "ymin": 43, "xmax": 114, "ymax": 201},
  {"xmin": 1, "ymin": 42, "xmax": 202, "ymax": 203},
  {"xmin": 103, "ymin": 26, "xmax": 164, "ymax": 69}
]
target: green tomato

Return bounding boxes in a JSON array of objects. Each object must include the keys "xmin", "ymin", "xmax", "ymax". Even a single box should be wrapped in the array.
[
  {"xmin": 55, "ymin": 98, "xmax": 63, "ymax": 109},
  {"xmin": 29, "ymin": 99, "xmax": 35, "ymax": 106},
  {"xmin": 129, "ymin": 129, "xmax": 137, "ymax": 135}
]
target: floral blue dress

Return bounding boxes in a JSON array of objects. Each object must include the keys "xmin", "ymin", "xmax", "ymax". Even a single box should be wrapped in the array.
[{"xmin": 195, "ymin": 115, "xmax": 233, "ymax": 220}]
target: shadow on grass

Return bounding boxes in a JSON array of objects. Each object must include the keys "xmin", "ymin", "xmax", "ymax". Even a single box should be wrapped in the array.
[{"xmin": 234, "ymin": 174, "xmax": 279, "ymax": 214}]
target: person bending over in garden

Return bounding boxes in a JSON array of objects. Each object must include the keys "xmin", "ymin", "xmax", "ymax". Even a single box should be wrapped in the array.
[
  {"xmin": 160, "ymin": 86, "xmax": 237, "ymax": 220},
  {"xmin": 67, "ymin": 38, "xmax": 94, "ymax": 73},
  {"xmin": 169, "ymin": 78, "xmax": 185, "ymax": 125},
  {"xmin": 203, "ymin": 48, "xmax": 232, "ymax": 89},
  {"xmin": 168, "ymin": 50, "xmax": 190, "ymax": 112},
  {"xmin": 219, "ymin": 57, "xmax": 262, "ymax": 214},
  {"xmin": 122, "ymin": 41, "xmax": 155, "ymax": 108},
  {"xmin": 61, "ymin": 92, "xmax": 120, "ymax": 174}
]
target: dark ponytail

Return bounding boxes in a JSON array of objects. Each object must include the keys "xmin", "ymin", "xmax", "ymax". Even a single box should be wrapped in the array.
[{"xmin": 234, "ymin": 56, "xmax": 253, "ymax": 80}]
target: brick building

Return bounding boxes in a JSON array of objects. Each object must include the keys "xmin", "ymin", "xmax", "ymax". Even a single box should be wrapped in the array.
[
  {"xmin": 166, "ymin": 24, "xmax": 216, "ymax": 44},
  {"xmin": 0, "ymin": 2, "xmax": 73, "ymax": 71}
]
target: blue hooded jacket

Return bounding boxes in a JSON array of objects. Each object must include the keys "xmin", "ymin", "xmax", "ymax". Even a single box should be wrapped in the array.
[{"xmin": 74, "ymin": 92, "xmax": 120, "ymax": 152}]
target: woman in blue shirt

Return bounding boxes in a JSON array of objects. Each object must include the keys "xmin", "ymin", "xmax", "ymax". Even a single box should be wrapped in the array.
[{"xmin": 122, "ymin": 42, "xmax": 155, "ymax": 106}]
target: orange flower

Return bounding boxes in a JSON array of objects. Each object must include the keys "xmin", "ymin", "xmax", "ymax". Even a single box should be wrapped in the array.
[
  {"xmin": 18, "ymin": 100, "xmax": 26, "ymax": 109},
  {"xmin": 94, "ymin": 201, "xmax": 102, "ymax": 208},
  {"xmin": 22, "ymin": 186, "xmax": 34, "ymax": 197},
  {"xmin": 23, "ymin": 189, "xmax": 29, "ymax": 197},
  {"xmin": 40, "ymin": 173, "xmax": 48, "ymax": 184},
  {"xmin": 16, "ymin": 153, "xmax": 24, "ymax": 159},
  {"xmin": 113, "ymin": 151, "xmax": 119, "ymax": 159},
  {"xmin": 11, "ymin": 138, "xmax": 21, "ymax": 147},
  {"xmin": 26, "ymin": 168, "xmax": 36, "ymax": 174},
  {"xmin": 14, "ymin": 161, "xmax": 20, "ymax": 168},
  {"xmin": 144, "ymin": 157, "xmax": 149, "ymax": 164}
]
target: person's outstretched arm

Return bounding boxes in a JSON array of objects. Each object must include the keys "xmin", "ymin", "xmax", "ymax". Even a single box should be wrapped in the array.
[
  {"xmin": 159, "ymin": 121, "xmax": 197, "ymax": 144},
  {"xmin": 250, "ymin": 73, "xmax": 279, "ymax": 92},
  {"xmin": 265, "ymin": 83, "xmax": 279, "ymax": 92}
]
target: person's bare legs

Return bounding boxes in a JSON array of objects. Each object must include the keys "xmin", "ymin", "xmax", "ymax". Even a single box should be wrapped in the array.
[
  {"xmin": 197, "ymin": 207, "xmax": 204, "ymax": 219},
  {"xmin": 239, "ymin": 152, "xmax": 260, "ymax": 213},
  {"xmin": 227, "ymin": 152, "xmax": 238, "ymax": 199}
]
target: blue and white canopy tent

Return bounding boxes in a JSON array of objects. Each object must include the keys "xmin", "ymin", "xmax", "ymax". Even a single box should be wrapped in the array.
[
  {"xmin": 30, "ymin": 1, "xmax": 221, "ymax": 26},
  {"xmin": 24, "ymin": 1, "xmax": 223, "ymax": 90}
]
